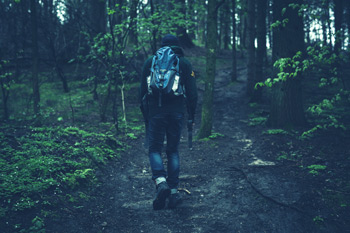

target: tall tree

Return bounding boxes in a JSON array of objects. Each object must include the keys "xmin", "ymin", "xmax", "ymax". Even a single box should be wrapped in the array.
[
  {"xmin": 176, "ymin": 0, "xmax": 195, "ymax": 48},
  {"xmin": 269, "ymin": 0, "xmax": 306, "ymax": 127},
  {"xmin": 150, "ymin": 0, "xmax": 158, "ymax": 53},
  {"xmin": 30, "ymin": 0, "xmax": 40, "ymax": 120},
  {"xmin": 42, "ymin": 0, "xmax": 70, "ymax": 93},
  {"xmin": 321, "ymin": 0, "xmax": 329, "ymax": 46},
  {"xmin": 334, "ymin": 0, "xmax": 346, "ymax": 89},
  {"xmin": 231, "ymin": 0, "xmax": 237, "ymax": 82},
  {"xmin": 334, "ymin": 0, "xmax": 343, "ymax": 54},
  {"xmin": 129, "ymin": 0, "xmax": 139, "ymax": 45},
  {"xmin": 240, "ymin": 0, "xmax": 248, "ymax": 51},
  {"xmin": 197, "ymin": 0, "xmax": 221, "ymax": 139},
  {"xmin": 252, "ymin": 0, "xmax": 267, "ymax": 102},
  {"xmin": 222, "ymin": 1, "xmax": 230, "ymax": 49},
  {"xmin": 347, "ymin": 1, "xmax": 350, "ymax": 50},
  {"xmin": 246, "ymin": 0, "xmax": 256, "ymax": 96}
]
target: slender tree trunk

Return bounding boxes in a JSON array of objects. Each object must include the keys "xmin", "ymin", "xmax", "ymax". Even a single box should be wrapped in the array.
[
  {"xmin": 223, "ymin": 2, "xmax": 230, "ymax": 50},
  {"xmin": 0, "ymin": 79, "xmax": 9, "ymax": 120},
  {"xmin": 242, "ymin": 0, "xmax": 248, "ymax": 51},
  {"xmin": 322, "ymin": 3, "xmax": 328, "ymax": 46},
  {"xmin": 246, "ymin": 0, "xmax": 256, "ymax": 96},
  {"xmin": 90, "ymin": 0, "xmax": 107, "ymax": 35},
  {"xmin": 231, "ymin": 0, "xmax": 237, "ymax": 82},
  {"xmin": 305, "ymin": 16, "xmax": 311, "ymax": 45},
  {"xmin": 30, "ymin": 0, "xmax": 40, "ymax": 120},
  {"xmin": 129, "ymin": 0, "xmax": 138, "ymax": 46},
  {"xmin": 50, "ymin": 40, "xmax": 69, "ymax": 92},
  {"xmin": 347, "ymin": 1, "xmax": 350, "ymax": 50},
  {"xmin": 334, "ymin": 0, "xmax": 347, "ymax": 89},
  {"xmin": 198, "ymin": 3, "xmax": 207, "ymax": 46},
  {"xmin": 267, "ymin": 0, "xmax": 273, "ymax": 64},
  {"xmin": 197, "ymin": 0, "xmax": 219, "ymax": 139},
  {"xmin": 150, "ymin": 0, "xmax": 157, "ymax": 53},
  {"xmin": 188, "ymin": 0, "xmax": 196, "ymax": 41},
  {"xmin": 269, "ymin": 0, "xmax": 306, "ymax": 127},
  {"xmin": 252, "ymin": 0, "xmax": 267, "ymax": 102},
  {"xmin": 218, "ymin": 7, "xmax": 223, "ymax": 49},
  {"xmin": 100, "ymin": 83, "xmax": 112, "ymax": 122},
  {"xmin": 334, "ymin": 0, "xmax": 343, "ymax": 54},
  {"xmin": 325, "ymin": 0, "xmax": 333, "ymax": 50},
  {"xmin": 176, "ymin": 0, "xmax": 195, "ymax": 48}
]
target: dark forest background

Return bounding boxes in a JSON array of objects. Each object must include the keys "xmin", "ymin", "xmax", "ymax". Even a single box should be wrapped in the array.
[{"xmin": 0, "ymin": 0, "xmax": 349, "ymax": 232}]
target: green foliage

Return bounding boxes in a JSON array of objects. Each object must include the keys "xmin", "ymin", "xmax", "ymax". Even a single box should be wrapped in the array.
[
  {"xmin": 209, "ymin": 132, "xmax": 225, "ymax": 139},
  {"xmin": 0, "ymin": 59, "xmax": 14, "ymax": 119},
  {"xmin": 302, "ymin": 44, "xmax": 349, "ymax": 137},
  {"xmin": 0, "ymin": 125, "xmax": 123, "ymax": 231},
  {"xmin": 307, "ymin": 164, "xmax": 327, "ymax": 175},
  {"xmin": 248, "ymin": 117, "xmax": 267, "ymax": 126},
  {"xmin": 198, "ymin": 132, "xmax": 225, "ymax": 142},
  {"xmin": 126, "ymin": 132, "xmax": 137, "ymax": 139},
  {"xmin": 256, "ymin": 42, "xmax": 349, "ymax": 138},
  {"xmin": 263, "ymin": 129, "xmax": 289, "ymax": 135},
  {"xmin": 255, "ymin": 51, "xmax": 306, "ymax": 88},
  {"xmin": 137, "ymin": 1, "xmax": 195, "ymax": 47},
  {"xmin": 27, "ymin": 216, "xmax": 45, "ymax": 233},
  {"xmin": 277, "ymin": 151, "xmax": 302, "ymax": 161},
  {"xmin": 313, "ymin": 215, "xmax": 324, "ymax": 225}
]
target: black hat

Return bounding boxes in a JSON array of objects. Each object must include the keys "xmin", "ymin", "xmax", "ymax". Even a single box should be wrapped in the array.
[{"xmin": 161, "ymin": 34, "xmax": 180, "ymax": 47}]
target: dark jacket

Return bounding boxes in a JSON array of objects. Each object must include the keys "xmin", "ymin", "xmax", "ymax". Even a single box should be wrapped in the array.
[{"xmin": 140, "ymin": 46, "xmax": 198, "ymax": 120}]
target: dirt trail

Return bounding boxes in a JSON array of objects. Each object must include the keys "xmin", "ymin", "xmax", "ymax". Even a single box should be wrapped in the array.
[{"xmin": 48, "ymin": 61, "xmax": 338, "ymax": 233}]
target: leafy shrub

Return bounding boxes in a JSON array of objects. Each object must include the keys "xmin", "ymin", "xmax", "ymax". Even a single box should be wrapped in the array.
[{"xmin": 0, "ymin": 125, "xmax": 123, "ymax": 231}]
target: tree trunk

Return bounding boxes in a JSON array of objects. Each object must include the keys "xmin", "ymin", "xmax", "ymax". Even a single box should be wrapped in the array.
[
  {"xmin": 231, "ymin": 0, "xmax": 237, "ymax": 82},
  {"xmin": 223, "ymin": 2, "xmax": 230, "ymax": 50},
  {"xmin": 325, "ymin": 0, "xmax": 333, "ymax": 50},
  {"xmin": 176, "ymin": 0, "xmax": 195, "ymax": 48},
  {"xmin": 267, "ymin": 0, "xmax": 273, "ymax": 64},
  {"xmin": 269, "ymin": 0, "xmax": 306, "ymax": 128},
  {"xmin": 334, "ymin": 0, "xmax": 347, "ymax": 89},
  {"xmin": 347, "ymin": 1, "xmax": 350, "ymax": 50},
  {"xmin": 30, "ymin": 0, "xmax": 40, "ymax": 120},
  {"xmin": 129, "ymin": 0, "xmax": 138, "ymax": 46},
  {"xmin": 241, "ymin": 0, "xmax": 248, "ymax": 51},
  {"xmin": 197, "ymin": 0, "xmax": 219, "ymax": 139},
  {"xmin": 246, "ymin": 0, "xmax": 256, "ymax": 96},
  {"xmin": 150, "ymin": 0, "xmax": 157, "ymax": 53},
  {"xmin": 334, "ymin": 0, "xmax": 343, "ymax": 54},
  {"xmin": 0, "ymin": 79, "xmax": 9, "ymax": 120},
  {"xmin": 100, "ymin": 83, "xmax": 112, "ymax": 122},
  {"xmin": 90, "ymin": 0, "xmax": 107, "ymax": 35},
  {"xmin": 252, "ymin": 0, "xmax": 267, "ymax": 102},
  {"xmin": 321, "ymin": 2, "xmax": 328, "ymax": 47},
  {"xmin": 187, "ymin": 0, "xmax": 196, "ymax": 41}
]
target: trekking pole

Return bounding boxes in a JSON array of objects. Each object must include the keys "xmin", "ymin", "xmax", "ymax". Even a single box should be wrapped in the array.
[
  {"xmin": 187, "ymin": 119, "xmax": 193, "ymax": 150},
  {"xmin": 185, "ymin": 97, "xmax": 193, "ymax": 149},
  {"xmin": 144, "ymin": 120, "xmax": 149, "ymax": 149}
]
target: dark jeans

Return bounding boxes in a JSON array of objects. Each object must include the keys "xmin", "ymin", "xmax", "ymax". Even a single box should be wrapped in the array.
[{"xmin": 148, "ymin": 112, "xmax": 184, "ymax": 189}]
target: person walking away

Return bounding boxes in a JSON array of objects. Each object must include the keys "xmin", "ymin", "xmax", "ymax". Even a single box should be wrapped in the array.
[{"xmin": 140, "ymin": 34, "xmax": 197, "ymax": 210}]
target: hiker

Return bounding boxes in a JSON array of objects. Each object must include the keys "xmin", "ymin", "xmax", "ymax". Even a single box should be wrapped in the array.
[{"xmin": 140, "ymin": 34, "xmax": 197, "ymax": 210}]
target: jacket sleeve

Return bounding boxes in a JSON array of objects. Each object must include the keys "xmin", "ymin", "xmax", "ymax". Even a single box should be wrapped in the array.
[{"xmin": 183, "ymin": 59, "xmax": 198, "ymax": 121}]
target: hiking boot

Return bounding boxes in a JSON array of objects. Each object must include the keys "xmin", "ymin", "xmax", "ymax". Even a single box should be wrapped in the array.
[
  {"xmin": 153, "ymin": 182, "xmax": 170, "ymax": 210},
  {"xmin": 168, "ymin": 193, "xmax": 182, "ymax": 209}
]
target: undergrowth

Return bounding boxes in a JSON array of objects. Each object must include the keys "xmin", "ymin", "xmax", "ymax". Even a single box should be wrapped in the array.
[{"xmin": 0, "ymin": 125, "xmax": 123, "ymax": 232}]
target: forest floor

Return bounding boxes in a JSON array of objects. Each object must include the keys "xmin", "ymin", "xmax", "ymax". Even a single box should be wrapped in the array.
[{"xmin": 39, "ymin": 50, "xmax": 350, "ymax": 233}]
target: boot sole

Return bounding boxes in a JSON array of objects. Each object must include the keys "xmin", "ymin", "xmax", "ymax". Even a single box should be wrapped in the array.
[{"xmin": 153, "ymin": 188, "xmax": 170, "ymax": 210}]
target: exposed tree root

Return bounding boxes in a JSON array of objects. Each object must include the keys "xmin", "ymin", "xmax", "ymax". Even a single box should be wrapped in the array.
[{"xmin": 228, "ymin": 165, "xmax": 307, "ymax": 215}]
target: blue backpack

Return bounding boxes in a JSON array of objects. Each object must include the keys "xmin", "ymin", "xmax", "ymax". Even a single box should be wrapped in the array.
[{"xmin": 147, "ymin": 46, "xmax": 184, "ymax": 107}]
